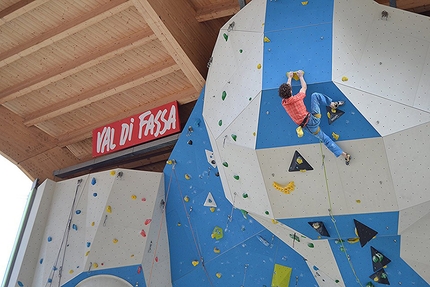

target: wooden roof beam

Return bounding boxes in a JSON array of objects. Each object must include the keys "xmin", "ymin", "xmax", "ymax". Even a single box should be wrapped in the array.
[
  {"xmin": 195, "ymin": 1, "xmax": 240, "ymax": 22},
  {"xmin": 132, "ymin": 0, "xmax": 215, "ymax": 92},
  {"xmin": 0, "ymin": 29, "xmax": 157, "ymax": 104},
  {"xmin": 24, "ymin": 58, "xmax": 180, "ymax": 127},
  {"xmin": 0, "ymin": 0, "xmax": 50, "ymax": 26},
  {"xmin": 57, "ymin": 86, "xmax": 198, "ymax": 147},
  {"xmin": 0, "ymin": 0, "xmax": 132, "ymax": 68}
]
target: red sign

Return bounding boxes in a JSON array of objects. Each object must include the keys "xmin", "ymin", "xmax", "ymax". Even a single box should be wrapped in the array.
[{"xmin": 92, "ymin": 101, "xmax": 180, "ymax": 157}]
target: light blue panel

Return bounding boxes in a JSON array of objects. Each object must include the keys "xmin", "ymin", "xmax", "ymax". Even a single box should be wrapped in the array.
[
  {"xmin": 278, "ymin": 211, "xmax": 399, "ymax": 240},
  {"xmin": 62, "ymin": 264, "xmax": 145, "ymax": 287},
  {"xmin": 264, "ymin": 0, "xmax": 334, "ymax": 33},
  {"xmin": 262, "ymin": 23, "xmax": 333, "ymax": 90},
  {"xmin": 256, "ymin": 82, "xmax": 381, "ymax": 149},
  {"xmin": 330, "ymin": 235, "xmax": 429, "ymax": 286}
]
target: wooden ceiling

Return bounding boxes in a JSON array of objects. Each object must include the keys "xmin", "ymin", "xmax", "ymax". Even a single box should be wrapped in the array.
[{"xmin": 0, "ymin": 0, "xmax": 429, "ymax": 182}]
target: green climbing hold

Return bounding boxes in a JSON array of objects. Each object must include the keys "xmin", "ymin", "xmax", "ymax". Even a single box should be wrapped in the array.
[
  {"xmin": 289, "ymin": 234, "xmax": 300, "ymax": 242},
  {"xmin": 231, "ymin": 134, "xmax": 237, "ymax": 141},
  {"xmin": 218, "ymin": 120, "xmax": 222, "ymax": 126},
  {"xmin": 233, "ymin": 175, "xmax": 240, "ymax": 180},
  {"xmin": 365, "ymin": 282, "xmax": 375, "ymax": 287},
  {"xmin": 241, "ymin": 209, "xmax": 248, "ymax": 219},
  {"xmin": 242, "ymin": 193, "xmax": 248, "ymax": 198},
  {"xmin": 211, "ymin": 226, "xmax": 224, "ymax": 240},
  {"xmin": 372, "ymin": 253, "xmax": 384, "ymax": 263},
  {"xmin": 340, "ymin": 247, "xmax": 346, "ymax": 252},
  {"xmin": 307, "ymin": 243, "xmax": 314, "ymax": 248},
  {"xmin": 222, "ymin": 91, "xmax": 227, "ymax": 100},
  {"xmin": 265, "ymin": 211, "xmax": 270, "ymax": 215},
  {"xmin": 249, "ymin": 97, "xmax": 252, "ymax": 101},
  {"xmin": 239, "ymin": 49, "xmax": 243, "ymax": 53},
  {"xmin": 223, "ymin": 33, "xmax": 228, "ymax": 41},
  {"xmin": 222, "ymin": 162, "xmax": 228, "ymax": 167},
  {"xmin": 335, "ymin": 280, "xmax": 340, "ymax": 283}
]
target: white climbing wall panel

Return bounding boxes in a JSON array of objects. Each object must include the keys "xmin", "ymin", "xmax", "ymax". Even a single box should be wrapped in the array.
[
  {"xmin": 335, "ymin": 84, "xmax": 430, "ymax": 137},
  {"xmin": 203, "ymin": 0, "xmax": 265, "ymax": 140},
  {"xmin": 251, "ymin": 213, "xmax": 345, "ymax": 287},
  {"xmin": 10, "ymin": 169, "xmax": 171, "ymax": 287},
  {"xmin": 333, "ymin": 0, "xmax": 430, "ymax": 113}
]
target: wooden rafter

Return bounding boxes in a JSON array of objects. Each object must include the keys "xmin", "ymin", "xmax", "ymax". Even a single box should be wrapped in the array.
[
  {"xmin": 0, "ymin": 0, "xmax": 132, "ymax": 68},
  {"xmin": 0, "ymin": 0, "xmax": 50, "ymax": 25},
  {"xmin": 24, "ymin": 59, "xmax": 180, "ymax": 126},
  {"xmin": 0, "ymin": 29, "xmax": 156, "ymax": 104},
  {"xmin": 195, "ymin": 1, "xmax": 240, "ymax": 22}
]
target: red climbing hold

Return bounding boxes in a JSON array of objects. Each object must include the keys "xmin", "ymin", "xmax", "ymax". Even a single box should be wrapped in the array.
[
  {"xmin": 145, "ymin": 219, "xmax": 152, "ymax": 225},
  {"xmin": 137, "ymin": 266, "xmax": 142, "ymax": 274},
  {"xmin": 140, "ymin": 229, "xmax": 146, "ymax": 237}
]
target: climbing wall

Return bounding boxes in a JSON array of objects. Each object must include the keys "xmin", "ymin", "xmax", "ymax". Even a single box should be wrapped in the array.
[{"xmin": 9, "ymin": 169, "xmax": 171, "ymax": 287}]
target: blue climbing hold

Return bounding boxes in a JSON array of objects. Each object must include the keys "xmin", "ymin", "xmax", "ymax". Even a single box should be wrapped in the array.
[
  {"xmin": 47, "ymin": 236, "xmax": 52, "ymax": 242},
  {"xmin": 75, "ymin": 210, "xmax": 81, "ymax": 215},
  {"xmin": 93, "ymin": 192, "xmax": 98, "ymax": 197},
  {"xmin": 39, "ymin": 258, "xmax": 43, "ymax": 264},
  {"xmin": 17, "ymin": 281, "xmax": 23, "ymax": 286},
  {"xmin": 91, "ymin": 177, "xmax": 96, "ymax": 185},
  {"xmin": 86, "ymin": 242, "xmax": 91, "ymax": 248},
  {"xmin": 47, "ymin": 278, "xmax": 52, "ymax": 283},
  {"xmin": 72, "ymin": 224, "xmax": 78, "ymax": 231},
  {"xmin": 52, "ymin": 266, "xmax": 57, "ymax": 271}
]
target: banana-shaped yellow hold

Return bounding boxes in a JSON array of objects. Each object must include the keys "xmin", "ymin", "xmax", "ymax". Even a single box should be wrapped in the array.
[
  {"xmin": 273, "ymin": 181, "xmax": 295, "ymax": 194},
  {"xmin": 347, "ymin": 237, "xmax": 360, "ymax": 244}
]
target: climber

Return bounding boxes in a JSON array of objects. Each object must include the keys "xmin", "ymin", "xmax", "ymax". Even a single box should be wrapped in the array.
[{"xmin": 278, "ymin": 70, "xmax": 351, "ymax": 165}]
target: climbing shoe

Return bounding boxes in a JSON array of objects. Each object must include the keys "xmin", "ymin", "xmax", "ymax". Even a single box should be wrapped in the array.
[
  {"xmin": 332, "ymin": 101, "xmax": 345, "ymax": 109},
  {"xmin": 345, "ymin": 153, "xmax": 351, "ymax": 165}
]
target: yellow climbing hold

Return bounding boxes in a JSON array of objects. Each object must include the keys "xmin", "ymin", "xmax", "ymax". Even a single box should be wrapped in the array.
[
  {"xmin": 272, "ymin": 219, "xmax": 279, "ymax": 224},
  {"xmin": 85, "ymin": 251, "xmax": 90, "ymax": 256},
  {"xmin": 356, "ymin": 199, "xmax": 361, "ymax": 203},
  {"xmin": 347, "ymin": 237, "xmax": 360, "ymax": 244},
  {"xmin": 292, "ymin": 70, "xmax": 304, "ymax": 81},
  {"xmin": 211, "ymin": 226, "xmax": 224, "ymax": 240},
  {"xmin": 166, "ymin": 159, "xmax": 176, "ymax": 165},
  {"xmin": 263, "ymin": 36, "xmax": 270, "ymax": 43},
  {"xmin": 131, "ymin": 195, "xmax": 137, "ymax": 200},
  {"xmin": 342, "ymin": 76, "xmax": 348, "ymax": 81},
  {"xmin": 113, "ymin": 238, "xmax": 118, "ymax": 244},
  {"xmin": 192, "ymin": 260, "xmax": 199, "ymax": 267},
  {"xmin": 273, "ymin": 181, "xmax": 295, "ymax": 194},
  {"xmin": 216, "ymin": 272, "xmax": 222, "ymax": 278},
  {"xmin": 210, "ymin": 207, "xmax": 216, "ymax": 212},
  {"xmin": 185, "ymin": 174, "xmax": 191, "ymax": 180},
  {"xmin": 91, "ymin": 221, "xmax": 95, "ymax": 226},
  {"xmin": 296, "ymin": 157, "xmax": 303, "ymax": 164},
  {"xmin": 184, "ymin": 196, "xmax": 190, "ymax": 202},
  {"xmin": 301, "ymin": 1, "xmax": 308, "ymax": 5},
  {"xmin": 106, "ymin": 205, "xmax": 112, "ymax": 213},
  {"xmin": 327, "ymin": 112, "xmax": 331, "ymax": 118},
  {"xmin": 93, "ymin": 263, "xmax": 99, "ymax": 269},
  {"xmin": 332, "ymin": 132, "xmax": 339, "ymax": 140},
  {"xmin": 69, "ymin": 270, "xmax": 74, "ymax": 274},
  {"xmin": 131, "ymin": 254, "xmax": 134, "ymax": 258},
  {"xmin": 257, "ymin": 63, "xmax": 262, "ymax": 69},
  {"xmin": 213, "ymin": 247, "xmax": 220, "ymax": 253},
  {"xmin": 110, "ymin": 170, "xmax": 116, "ymax": 176}
]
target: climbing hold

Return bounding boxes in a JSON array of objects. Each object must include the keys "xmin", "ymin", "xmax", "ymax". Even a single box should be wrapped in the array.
[
  {"xmin": 239, "ymin": 49, "xmax": 243, "ymax": 53},
  {"xmin": 204, "ymin": 192, "xmax": 217, "ymax": 207},
  {"xmin": 354, "ymin": 219, "xmax": 378, "ymax": 247},
  {"xmin": 91, "ymin": 221, "xmax": 95, "ymax": 226},
  {"xmin": 356, "ymin": 199, "xmax": 361, "ymax": 203},
  {"xmin": 47, "ymin": 236, "xmax": 52, "ymax": 242},
  {"xmin": 93, "ymin": 192, "xmax": 97, "ymax": 197},
  {"xmin": 214, "ymin": 247, "xmax": 220, "ymax": 253},
  {"xmin": 289, "ymin": 150, "xmax": 313, "ymax": 172},
  {"xmin": 241, "ymin": 209, "xmax": 248, "ymax": 219},
  {"xmin": 75, "ymin": 210, "xmax": 81, "ymax": 215},
  {"xmin": 137, "ymin": 266, "xmax": 142, "ymax": 274},
  {"xmin": 370, "ymin": 269, "xmax": 389, "ymax": 285},
  {"xmin": 113, "ymin": 238, "xmax": 118, "ymax": 244},
  {"xmin": 142, "ymin": 197, "xmax": 146, "ymax": 202},
  {"xmin": 301, "ymin": 1, "xmax": 308, "ymax": 5},
  {"xmin": 242, "ymin": 193, "xmax": 248, "ymax": 198},
  {"xmin": 257, "ymin": 235, "xmax": 270, "ymax": 246},
  {"xmin": 347, "ymin": 237, "xmax": 360, "ymax": 244},
  {"xmin": 289, "ymin": 233, "xmax": 300, "ymax": 242},
  {"xmin": 17, "ymin": 281, "xmax": 23, "ymax": 287},
  {"xmin": 69, "ymin": 270, "xmax": 74, "ymax": 274},
  {"xmin": 211, "ymin": 226, "xmax": 224, "ymax": 240},
  {"xmin": 145, "ymin": 219, "xmax": 152, "ymax": 225},
  {"xmin": 86, "ymin": 242, "xmax": 91, "ymax": 248},
  {"xmin": 271, "ymin": 264, "xmax": 292, "ymax": 287},
  {"xmin": 210, "ymin": 207, "xmax": 216, "ymax": 212},
  {"xmin": 154, "ymin": 257, "xmax": 159, "ymax": 262},
  {"xmin": 273, "ymin": 181, "xmax": 295, "ymax": 194},
  {"xmin": 106, "ymin": 205, "xmax": 112, "ymax": 213},
  {"xmin": 326, "ymin": 106, "xmax": 345, "ymax": 125},
  {"xmin": 39, "ymin": 258, "xmax": 43, "ymax": 264},
  {"xmin": 223, "ymin": 33, "xmax": 228, "ymax": 41},
  {"xmin": 263, "ymin": 36, "xmax": 270, "ymax": 43},
  {"xmin": 216, "ymin": 272, "xmax": 222, "ymax": 278},
  {"xmin": 272, "ymin": 219, "xmax": 278, "ymax": 224},
  {"xmin": 218, "ymin": 120, "xmax": 222, "ymax": 126},
  {"xmin": 166, "ymin": 159, "xmax": 176, "ymax": 165},
  {"xmin": 185, "ymin": 174, "xmax": 191, "ymax": 180},
  {"xmin": 231, "ymin": 134, "xmax": 237, "ymax": 141},
  {"xmin": 93, "ymin": 263, "xmax": 99, "ymax": 269},
  {"xmin": 257, "ymin": 63, "xmax": 262, "ymax": 69},
  {"xmin": 366, "ymin": 282, "xmax": 375, "ymax": 287},
  {"xmin": 233, "ymin": 175, "xmax": 240, "ymax": 180},
  {"xmin": 131, "ymin": 195, "xmax": 137, "ymax": 200},
  {"xmin": 91, "ymin": 177, "xmax": 96, "ymax": 185},
  {"xmin": 308, "ymin": 243, "xmax": 315, "ymax": 248},
  {"xmin": 371, "ymin": 246, "xmax": 391, "ymax": 271},
  {"xmin": 72, "ymin": 224, "xmax": 78, "ymax": 230},
  {"xmin": 292, "ymin": 71, "xmax": 304, "ymax": 81},
  {"xmin": 184, "ymin": 195, "xmax": 190, "ymax": 202},
  {"xmin": 332, "ymin": 132, "xmax": 340, "ymax": 140},
  {"xmin": 110, "ymin": 170, "xmax": 116, "ymax": 176},
  {"xmin": 192, "ymin": 260, "xmax": 199, "ymax": 266},
  {"xmin": 187, "ymin": 140, "xmax": 193, "ymax": 145},
  {"xmin": 265, "ymin": 210, "xmax": 270, "ymax": 215},
  {"xmin": 222, "ymin": 91, "xmax": 227, "ymax": 100},
  {"xmin": 308, "ymin": 221, "xmax": 330, "ymax": 237},
  {"xmin": 342, "ymin": 76, "xmax": 348, "ymax": 81},
  {"xmin": 140, "ymin": 229, "xmax": 146, "ymax": 237}
]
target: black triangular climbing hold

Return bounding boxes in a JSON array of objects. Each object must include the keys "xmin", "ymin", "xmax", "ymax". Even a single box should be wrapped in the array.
[
  {"xmin": 354, "ymin": 219, "xmax": 378, "ymax": 247},
  {"xmin": 308, "ymin": 221, "xmax": 330, "ymax": 237},
  {"xmin": 289, "ymin": 150, "xmax": 313, "ymax": 172},
  {"xmin": 369, "ymin": 269, "xmax": 390, "ymax": 285},
  {"xmin": 326, "ymin": 106, "xmax": 345, "ymax": 125},
  {"xmin": 371, "ymin": 246, "xmax": 391, "ymax": 271}
]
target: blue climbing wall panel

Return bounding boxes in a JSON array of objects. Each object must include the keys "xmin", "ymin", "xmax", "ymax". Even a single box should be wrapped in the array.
[
  {"xmin": 164, "ymin": 90, "xmax": 319, "ymax": 286},
  {"xmin": 256, "ymin": 82, "xmax": 381, "ymax": 149},
  {"xmin": 262, "ymin": 0, "xmax": 334, "ymax": 90}
]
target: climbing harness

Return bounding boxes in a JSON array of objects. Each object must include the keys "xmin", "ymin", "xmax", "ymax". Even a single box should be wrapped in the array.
[{"xmin": 319, "ymin": 141, "xmax": 364, "ymax": 287}]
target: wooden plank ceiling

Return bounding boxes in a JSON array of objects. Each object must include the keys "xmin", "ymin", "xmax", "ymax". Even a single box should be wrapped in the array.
[{"xmin": 0, "ymin": 0, "xmax": 429, "ymax": 182}]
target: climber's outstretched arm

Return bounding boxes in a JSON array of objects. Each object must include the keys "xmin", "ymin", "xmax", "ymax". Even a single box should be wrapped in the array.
[{"xmin": 297, "ymin": 70, "xmax": 307, "ymax": 94}]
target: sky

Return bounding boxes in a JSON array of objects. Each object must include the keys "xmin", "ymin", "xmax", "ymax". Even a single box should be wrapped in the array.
[{"xmin": 0, "ymin": 156, "xmax": 32, "ymax": 284}]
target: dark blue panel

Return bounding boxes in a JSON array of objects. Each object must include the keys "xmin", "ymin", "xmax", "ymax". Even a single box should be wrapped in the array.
[
  {"xmin": 256, "ymin": 82, "xmax": 381, "ymax": 149},
  {"xmin": 262, "ymin": 23, "xmax": 333, "ymax": 90},
  {"xmin": 264, "ymin": 0, "xmax": 334, "ymax": 33},
  {"xmin": 62, "ymin": 265, "xmax": 145, "ymax": 287}
]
